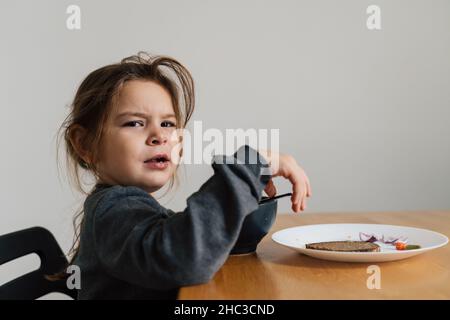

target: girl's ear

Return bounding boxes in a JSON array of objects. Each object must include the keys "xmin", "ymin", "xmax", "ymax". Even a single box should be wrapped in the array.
[{"xmin": 69, "ymin": 125, "xmax": 92, "ymax": 164}]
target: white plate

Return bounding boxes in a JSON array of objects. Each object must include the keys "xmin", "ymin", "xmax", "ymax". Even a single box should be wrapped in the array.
[{"xmin": 271, "ymin": 223, "xmax": 448, "ymax": 263}]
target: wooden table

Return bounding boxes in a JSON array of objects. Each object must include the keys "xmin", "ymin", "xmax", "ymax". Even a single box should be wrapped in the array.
[{"xmin": 178, "ymin": 211, "xmax": 450, "ymax": 299}]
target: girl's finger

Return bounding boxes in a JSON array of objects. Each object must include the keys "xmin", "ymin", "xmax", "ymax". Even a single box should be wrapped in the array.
[
  {"xmin": 298, "ymin": 169, "xmax": 311, "ymax": 198},
  {"xmin": 305, "ymin": 174, "xmax": 312, "ymax": 197},
  {"xmin": 301, "ymin": 195, "xmax": 307, "ymax": 211},
  {"xmin": 292, "ymin": 196, "xmax": 301, "ymax": 212},
  {"xmin": 288, "ymin": 172, "xmax": 301, "ymax": 211},
  {"xmin": 299, "ymin": 185, "xmax": 307, "ymax": 212},
  {"xmin": 298, "ymin": 177, "xmax": 308, "ymax": 209},
  {"xmin": 287, "ymin": 173, "xmax": 301, "ymax": 204},
  {"xmin": 295, "ymin": 178, "xmax": 307, "ymax": 212}
]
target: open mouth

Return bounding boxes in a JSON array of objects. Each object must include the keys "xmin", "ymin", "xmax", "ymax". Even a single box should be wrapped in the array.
[{"xmin": 144, "ymin": 154, "xmax": 170, "ymax": 164}]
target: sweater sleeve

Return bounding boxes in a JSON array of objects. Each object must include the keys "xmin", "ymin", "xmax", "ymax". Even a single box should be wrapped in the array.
[{"xmin": 92, "ymin": 145, "xmax": 271, "ymax": 290}]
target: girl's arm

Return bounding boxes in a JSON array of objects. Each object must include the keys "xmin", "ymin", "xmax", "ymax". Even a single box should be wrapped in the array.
[{"xmin": 90, "ymin": 145, "xmax": 270, "ymax": 290}]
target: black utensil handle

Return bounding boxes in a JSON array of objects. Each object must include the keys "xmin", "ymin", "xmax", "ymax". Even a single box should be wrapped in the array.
[{"xmin": 259, "ymin": 192, "xmax": 293, "ymax": 204}]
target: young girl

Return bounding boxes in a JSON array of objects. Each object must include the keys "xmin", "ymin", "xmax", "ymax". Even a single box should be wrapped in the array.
[{"xmin": 56, "ymin": 52, "xmax": 311, "ymax": 300}]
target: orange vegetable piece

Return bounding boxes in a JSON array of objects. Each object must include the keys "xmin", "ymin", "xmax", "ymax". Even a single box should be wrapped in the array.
[{"xmin": 395, "ymin": 242, "xmax": 407, "ymax": 250}]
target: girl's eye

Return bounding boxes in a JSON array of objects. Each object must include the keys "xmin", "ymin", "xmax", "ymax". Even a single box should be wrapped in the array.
[
  {"xmin": 162, "ymin": 121, "xmax": 176, "ymax": 128},
  {"xmin": 124, "ymin": 121, "xmax": 144, "ymax": 127},
  {"xmin": 123, "ymin": 120, "xmax": 176, "ymax": 128}
]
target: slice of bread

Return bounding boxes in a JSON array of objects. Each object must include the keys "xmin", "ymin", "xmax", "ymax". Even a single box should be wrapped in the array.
[{"xmin": 305, "ymin": 241, "xmax": 380, "ymax": 252}]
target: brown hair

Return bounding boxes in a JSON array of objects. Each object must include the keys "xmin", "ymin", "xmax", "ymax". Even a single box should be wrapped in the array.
[{"xmin": 51, "ymin": 52, "xmax": 195, "ymax": 279}]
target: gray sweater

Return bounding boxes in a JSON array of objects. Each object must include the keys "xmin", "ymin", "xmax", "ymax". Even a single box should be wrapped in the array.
[{"xmin": 74, "ymin": 145, "xmax": 271, "ymax": 299}]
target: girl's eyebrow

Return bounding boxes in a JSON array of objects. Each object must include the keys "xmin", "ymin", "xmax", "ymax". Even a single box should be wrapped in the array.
[{"xmin": 116, "ymin": 111, "xmax": 176, "ymax": 120}]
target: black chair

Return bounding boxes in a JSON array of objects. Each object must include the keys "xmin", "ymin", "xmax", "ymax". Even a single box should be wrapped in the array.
[{"xmin": 0, "ymin": 226, "xmax": 77, "ymax": 300}]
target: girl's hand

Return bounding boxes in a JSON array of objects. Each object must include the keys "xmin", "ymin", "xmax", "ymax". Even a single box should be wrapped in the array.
[{"xmin": 258, "ymin": 149, "xmax": 312, "ymax": 213}]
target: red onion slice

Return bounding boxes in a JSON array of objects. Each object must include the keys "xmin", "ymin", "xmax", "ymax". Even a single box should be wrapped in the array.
[{"xmin": 359, "ymin": 232, "xmax": 408, "ymax": 244}]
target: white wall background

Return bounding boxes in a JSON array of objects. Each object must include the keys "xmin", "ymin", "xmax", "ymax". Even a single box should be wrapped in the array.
[{"xmin": 1, "ymin": 0, "xmax": 449, "ymax": 292}]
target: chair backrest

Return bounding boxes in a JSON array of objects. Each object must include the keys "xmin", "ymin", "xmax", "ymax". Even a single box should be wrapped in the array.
[{"xmin": 0, "ymin": 226, "xmax": 77, "ymax": 300}]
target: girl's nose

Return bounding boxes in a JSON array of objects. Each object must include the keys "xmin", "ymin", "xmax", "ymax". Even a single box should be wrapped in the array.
[{"xmin": 147, "ymin": 128, "xmax": 168, "ymax": 146}]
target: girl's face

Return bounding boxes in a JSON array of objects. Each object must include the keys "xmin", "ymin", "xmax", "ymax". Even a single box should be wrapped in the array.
[{"xmin": 96, "ymin": 80, "xmax": 181, "ymax": 194}]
